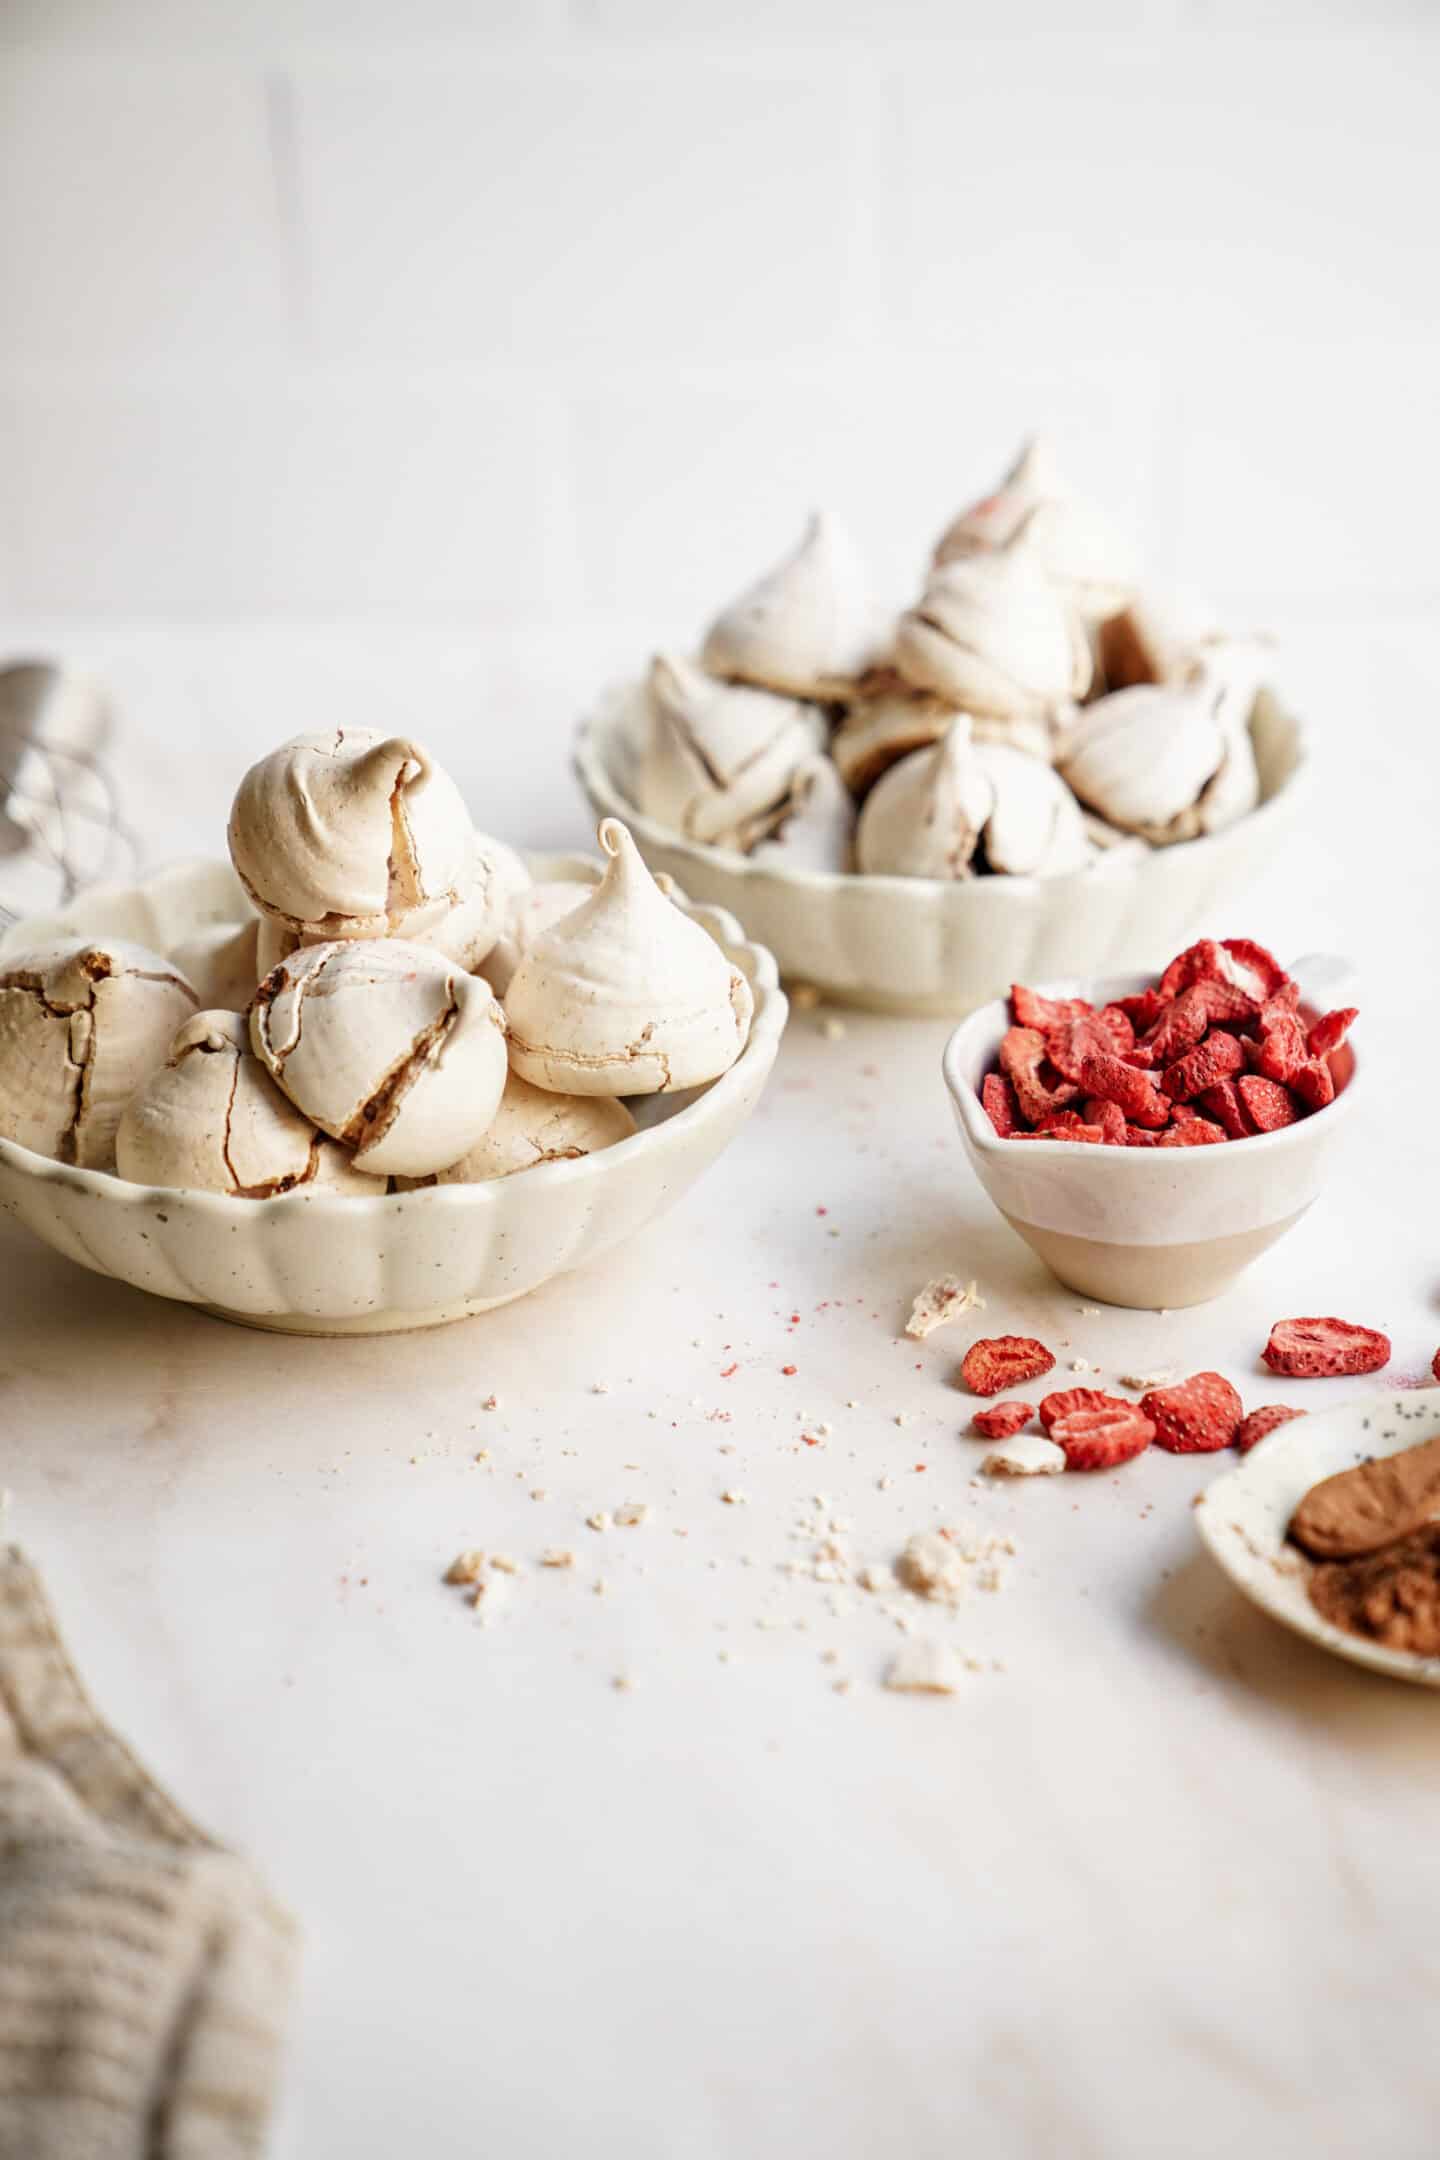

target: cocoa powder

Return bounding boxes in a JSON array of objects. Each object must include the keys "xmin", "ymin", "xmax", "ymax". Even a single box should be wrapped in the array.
[{"xmin": 1308, "ymin": 1528, "xmax": 1440, "ymax": 1658}]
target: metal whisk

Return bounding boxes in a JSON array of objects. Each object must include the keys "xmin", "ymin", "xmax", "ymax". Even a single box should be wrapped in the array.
[{"xmin": 0, "ymin": 662, "xmax": 137, "ymax": 932}]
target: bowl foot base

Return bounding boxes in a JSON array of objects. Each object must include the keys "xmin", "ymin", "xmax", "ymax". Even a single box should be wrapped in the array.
[
  {"xmin": 1002, "ymin": 1207, "xmax": 1309, "ymax": 1311},
  {"xmin": 198, "ymin": 1288, "xmax": 529, "ymax": 1337}
]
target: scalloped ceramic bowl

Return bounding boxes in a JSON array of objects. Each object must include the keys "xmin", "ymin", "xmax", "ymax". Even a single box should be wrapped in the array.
[
  {"xmin": 0, "ymin": 856, "xmax": 785, "ymax": 1336},
  {"xmin": 575, "ymin": 685, "xmax": 1307, "ymax": 1017},
  {"xmin": 1196, "ymin": 1393, "xmax": 1440, "ymax": 1687},
  {"xmin": 941, "ymin": 957, "xmax": 1358, "ymax": 1309}
]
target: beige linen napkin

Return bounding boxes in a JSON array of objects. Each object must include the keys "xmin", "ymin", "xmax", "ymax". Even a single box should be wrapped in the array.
[{"xmin": 0, "ymin": 1544, "xmax": 297, "ymax": 2159}]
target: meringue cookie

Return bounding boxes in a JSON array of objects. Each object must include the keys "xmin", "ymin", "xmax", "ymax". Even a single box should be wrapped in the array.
[
  {"xmin": 933, "ymin": 438, "xmax": 1138, "ymax": 623},
  {"xmin": 749, "ymin": 753, "xmax": 856, "ymax": 873},
  {"xmin": 700, "ymin": 512, "xmax": 883, "ymax": 698},
  {"xmin": 481, "ymin": 879, "xmax": 597, "ymax": 998},
  {"xmin": 1095, "ymin": 586, "xmax": 1227, "ymax": 693},
  {"xmin": 1059, "ymin": 672, "xmax": 1259, "ymax": 845},
  {"xmin": 503, "ymin": 820, "xmax": 753, "ymax": 1095},
  {"xmin": 167, "ymin": 919, "xmax": 262, "ymax": 1013},
  {"xmin": 228, "ymin": 729, "xmax": 472, "ymax": 940},
  {"xmin": 117, "ymin": 1009, "xmax": 372, "ymax": 1196},
  {"xmin": 398, "ymin": 1072, "xmax": 636, "ymax": 1186},
  {"xmin": 830, "ymin": 680, "xmax": 957, "ymax": 796},
  {"xmin": 894, "ymin": 548, "xmax": 1093, "ymax": 719},
  {"xmin": 0, "ymin": 938, "xmax": 197, "ymax": 1168},
  {"xmin": 636, "ymin": 653, "xmax": 826, "ymax": 852},
  {"xmin": 418, "ymin": 831, "xmax": 531, "ymax": 973},
  {"xmin": 855, "ymin": 720, "xmax": 1090, "ymax": 880},
  {"xmin": 250, "ymin": 940, "xmax": 508, "ymax": 1177}
]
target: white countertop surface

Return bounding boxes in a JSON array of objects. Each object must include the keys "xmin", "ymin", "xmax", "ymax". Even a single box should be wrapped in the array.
[{"xmin": 4, "ymin": 616, "xmax": 1440, "ymax": 2158}]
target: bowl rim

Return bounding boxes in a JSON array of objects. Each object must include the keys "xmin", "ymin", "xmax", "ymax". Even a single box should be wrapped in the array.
[
  {"xmin": 0, "ymin": 853, "xmax": 787, "ymax": 1214},
  {"xmin": 573, "ymin": 682, "xmax": 1310, "ymax": 904},
  {"xmin": 941, "ymin": 962, "xmax": 1359, "ymax": 1163}
]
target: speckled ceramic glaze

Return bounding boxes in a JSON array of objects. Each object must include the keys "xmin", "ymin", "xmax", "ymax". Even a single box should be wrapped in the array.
[
  {"xmin": 1196, "ymin": 1394, "xmax": 1440, "ymax": 1688},
  {"xmin": 0, "ymin": 857, "xmax": 785, "ymax": 1334},
  {"xmin": 941, "ymin": 960, "xmax": 1358, "ymax": 1309},
  {"xmin": 575, "ymin": 685, "xmax": 1307, "ymax": 1016}
]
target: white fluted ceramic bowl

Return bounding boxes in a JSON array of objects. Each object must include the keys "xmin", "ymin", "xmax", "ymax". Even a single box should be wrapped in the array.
[
  {"xmin": 941, "ymin": 958, "xmax": 1358, "ymax": 1309},
  {"xmin": 575, "ymin": 686, "xmax": 1307, "ymax": 1017},
  {"xmin": 0, "ymin": 856, "xmax": 785, "ymax": 1335}
]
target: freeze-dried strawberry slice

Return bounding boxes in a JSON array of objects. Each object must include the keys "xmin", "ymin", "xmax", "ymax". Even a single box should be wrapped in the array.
[
  {"xmin": 1012, "ymin": 984, "xmax": 1093, "ymax": 1032},
  {"xmin": 1124, "ymin": 1124, "xmax": 1161, "ymax": 1146},
  {"xmin": 1235, "ymin": 1403, "xmax": 1305, "ymax": 1454},
  {"xmin": 1081, "ymin": 1096, "xmax": 1128, "ymax": 1144},
  {"xmin": 1291, "ymin": 1057, "xmax": 1335, "ymax": 1111},
  {"xmin": 1143, "ymin": 982, "xmax": 1212, "ymax": 1063},
  {"xmin": 1236, "ymin": 1074, "xmax": 1299, "ymax": 1131},
  {"xmin": 1141, "ymin": 1371, "xmax": 1243, "ymax": 1453},
  {"xmin": 1045, "ymin": 1012, "xmax": 1119, "ymax": 1085},
  {"xmin": 1098, "ymin": 1004, "xmax": 1136, "ymax": 1054},
  {"xmin": 1078, "ymin": 1048, "xmax": 1171, "ymax": 1128},
  {"xmin": 1219, "ymin": 938, "xmax": 1290, "ymax": 1000},
  {"xmin": 1158, "ymin": 939, "xmax": 1223, "ymax": 999},
  {"xmin": 1197, "ymin": 1078, "xmax": 1256, "ymax": 1139},
  {"xmin": 1256, "ymin": 1003, "xmax": 1308, "ymax": 1085},
  {"xmin": 981, "ymin": 1071, "xmax": 1021, "ymax": 1138},
  {"xmin": 1434, "ymin": 1347, "xmax": 1440, "ymax": 1384},
  {"xmin": 1307, "ymin": 1007, "xmax": 1357, "ymax": 1059},
  {"xmin": 1038, "ymin": 1385, "xmax": 1117, "ymax": 1432},
  {"xmin": 1034, "ymin": 1111, "xmax": 1107, "ymax": 1142},
  {"xmin": 1049, "ymin": 1400, "xmax": 1155, "ymax": 1472},
  {"xmin": 1162, "ymin": 1030, "xmax": 1245, "ymax": 1102},
  {"xmin": 960, "ymin": 1336, "xmax": 1055, "ymax": 1396},
  {"xmin": 1262, "ymin": 1317, "xmax": 1391, "ymax": 1378},
  {"xmin": 1158, "ymin": 1116, "xmax": 1226, "ymax": 1145},
  {"xmin": 1114, "ymin": 987, "xmax": 1168, "ymax": 1032},
  {"xmin": 1000, "ymin": 1027, "xmax": 1079, "ymax": 1126},
  {"xmin": 971, "ymin": 1399, "xmax": 1035, "ymax": 1441}
]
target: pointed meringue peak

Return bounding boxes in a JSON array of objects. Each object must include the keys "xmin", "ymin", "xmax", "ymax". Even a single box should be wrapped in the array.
[
  {"xmin": 228, "ymin": 728, "xmax": 472, "ymax": 942},
  {"xmin": 933, "ymin": 438, "xmax": 1137, "ymax": 623},
  {"xmin": 502, "ymin": 819, "xmax": 754, "ymax": 1095},
  {"xmin": 700, "ymin": 510, "xmax": 881, "ymax": 697},
  {"xmin": 856, "ymin": 719, "xmax": 1090, "ymax": 881}
]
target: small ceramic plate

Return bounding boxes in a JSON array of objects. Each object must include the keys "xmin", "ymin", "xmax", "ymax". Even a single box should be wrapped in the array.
[{"xmin": 1195, "ymin": 1393, "xmax": 1440, "ymax": 1686}]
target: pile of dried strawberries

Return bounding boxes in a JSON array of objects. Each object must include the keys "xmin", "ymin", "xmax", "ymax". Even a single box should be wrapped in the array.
[{"xmin": 982, "ymin": 936, "xmax": 1356, "ymax": 1145}]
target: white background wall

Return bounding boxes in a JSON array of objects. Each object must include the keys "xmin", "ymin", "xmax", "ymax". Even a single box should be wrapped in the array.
[{"xmin": 2, "ymin": 0, "xmax": 1438, "ymax": 860}]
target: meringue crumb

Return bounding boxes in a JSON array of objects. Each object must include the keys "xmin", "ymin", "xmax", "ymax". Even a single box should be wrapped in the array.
[
  {"xmin": 1069, "ymin": 1358, "xmax": 1099, "ymax": 1375},
  {"xmin": 833, "ymin": 1677, "xmax": 852, "ymax": 1695},
  {"xmin": 489, "ymin": 1554, "xmax": 520, "ymax": 1575},
  {"xmin": 470, "ymin": 1576, "xmax": 508, "ymax": 1618},
  {"xmin": 444, "ymin": 1550, "xmax": 485, "ymax": 1585},
  {"xmin": 884, "ymin": 1640, "xmax": 963, "ymax": 1695},
  {"xmin": 592, "ymin": 1380, "xmax": 611, "ymax": 1395},
  {"xmin": 983, "ymin": 1436, "xmax": 1065, "ymax": 1478},
  {"xmin": 611, "ymin": 1674, "xmax": 632, "ymax": 1693},
  {"xmin": 541, "ymin": 1548, "xmax": 575, "ymax": 1569},
  {"xmin": 721, "ymin": 1489, "xmax": 748, "ymax": 1506},
  {"xmin": 858, "ymin": 1563, "xmax": 889, "ymax": 1592},
  {"xmin": 876, "ymin": 1475, "xmax": 892, "ymax": 1492},
  {"xmin": 821, "ymin": 1015, "xmax": 847, "ymax": 1039},
  {"xmin": 790, "ymin": 982, "xmax": 822, "ymax": 1010},
  {"xmin": 1078, "ymin": 1306, "xmax": 1103, "ymax": 1316},
  {"xmin": 905, "ymin": 1275, "xmax": 983, "ymax": 1340},
  {"xmin": 473, "ymin": 1449, "xmax": 491, "ymax": 1464},
  {"xmin": 586, "ymin": 1510, "xmax": 612, "ymax": 1532},
  {"xmin": 615, "ymin": 1500, "xmax": 650, "ymax": 1528},
  {"xmin": 1119, "ymin": 1368, "xmax": 1177, "ymax": 1391},
  {"xmin": 846, "ymin": 1399, "xmax": 859, "ymax": 1409},
  {"xmin": 530, "ymin": 1488, "xmax": 547, "ymax": 1502}
]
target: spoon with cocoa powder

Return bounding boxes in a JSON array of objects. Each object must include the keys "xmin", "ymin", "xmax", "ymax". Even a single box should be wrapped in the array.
[{"xmin": 1288, "ymin": 1433, "xmax": 1440, "ymax": 1561}]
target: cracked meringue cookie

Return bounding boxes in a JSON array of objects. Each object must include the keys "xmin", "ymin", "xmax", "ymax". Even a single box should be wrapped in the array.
[
  {"xmin": 1058, "ymin": 669, "xmax": 1260, "ymax": 845},
  {"xmin": 855, "ymin": 719, "xmax": 1090, "ymax": 880},
  {"xmin": 700, "ymin": 511, "xmax": 885, "ymax": 698},
  {"xmin": 419, "ymin": 831, "xmax": 531, "ymax": 973},
  {"xmin": 167, "ymin": 920, "xmax": 262, "ymax": 1013},
  {"xmin": 933, "ymin": 437, "xmax": 1138, "ymax": 624},
  {"xmin": 250, "ymin": 940, "xmax": 508, "ymax": 1177},
  {"xmin": 397, "ymin": 1072, "xmax": 636, "ymax": 1186},
  {"xmin": 229, "ymin": 729, "xmax": 472, "ymax": 941},
  {"xmin": 748, "ymin": 753, "xmax": 855, "ymax": 873},
  {"xmin": 117, "ymin": 1009, "xmax": 372, "ymax": 1196},
  {"xmin": 503, "ymin": 819, "xmax": 753, "ymax": 1095},
  {"xmin": 0, "ymin": 938, "xmax": 197, "ymax": 1168},
  {"xmin": 894, "ymin": 547, "xmax": 1092, "ymax": 720},
  {"xmin": 636, "ymin": 653, "xmax": 826, "ymax": 852},
  {"xmin": 832, "ymin": 675, "xmax": 1058, "ymax": 796},
  {"xmin": 481, "ymin": 878, "xmax": 596, "ymax": 998}
]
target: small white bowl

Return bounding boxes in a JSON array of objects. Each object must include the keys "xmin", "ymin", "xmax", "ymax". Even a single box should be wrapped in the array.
[
  {"xmin": 0, "ymin": 857, "xmax": 785, "ymax": 1336},
  {"xmin": 1196, "ymin": 1393, "xmax": 1440, "ymax": 1687},
  {"xmin": 940, "ymin": 959, "xmax": 1358, "ymax": 1309},
  {"xmin": 574, "ymin": 684, "xmax": 1308, "ymax": 1017}
]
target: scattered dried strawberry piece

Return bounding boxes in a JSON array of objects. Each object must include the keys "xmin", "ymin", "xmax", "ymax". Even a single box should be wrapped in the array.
[
  {"xmin": 1012, "ymin": 984, "xmax": 1093, "ymax": 1032},
  {"xmin": 1197, "ymin": 1078, "xmax": 1255, "ymax": 1139},
  {"xmin": 971, "ymin": 1399, "xmax": 1036, "ymax": 1441},
  {"xmin": 1157, "ymin": 939, "xmax": 1223, "ymax": 999},
  {"xmin": 1081, "ymin": 1096, "xmax": 1128, "ymax": 1145},
  {"xmin": 1291, "ymin": 1057, "xmax": 1336, "ymax": 1111},
  {"xmin": 1262, "ymin": 1317, "xmax": 1391, "ymax": 1378},
  {"xmin": 1038, "ymin": 1385, "xmax": 1117, "ymax": 1433},
  {"xmin": 1049, "ymin": 1399, "xmax": 1155, "ymax": 1472},
  {"xmin": 1078, "ymin": 1048, "xmax": 1171, "ymax": 1128},
  {"xmin": 981, "ymin": 1071, "xmax": 1020, "ymax": 1138},
  {"xmin": 1000, "ymin": 1026, "xmax": 1079, "ymax": 1126},
  {"xmin": 1235, "ymin": 1074, "xmax": 1299, "ymax": 1132},
  {"xmin": 1158, "ymin": 1116, "xmax": 1226, "ymax": 1145},
  {"xmin": 1098, "ymin": 1004, "xmax": 1136, "ymax": 1054},
  {"xmin": 1162, "ymin": 1030, "xmax": 1246, "ymax": 1102},
  {"xmin": 1141, "ymin": 1371, "xmax": 1243, "ymax": 1453},
  {"xmin": 960, "ymin": 1335, "xmax": 1056, "ymax": 1396},
  {"xmin": 1307, "ymin": 1007, "xmax": 1358, "ymax": 1059},
  {"xmin": 1218, "ymin": 937, "xmax": 1289, "ymax": 1000},
  {"xmin": 1235, "ymin": 1403, "xmax": 1305, "ymax": 1454}
]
